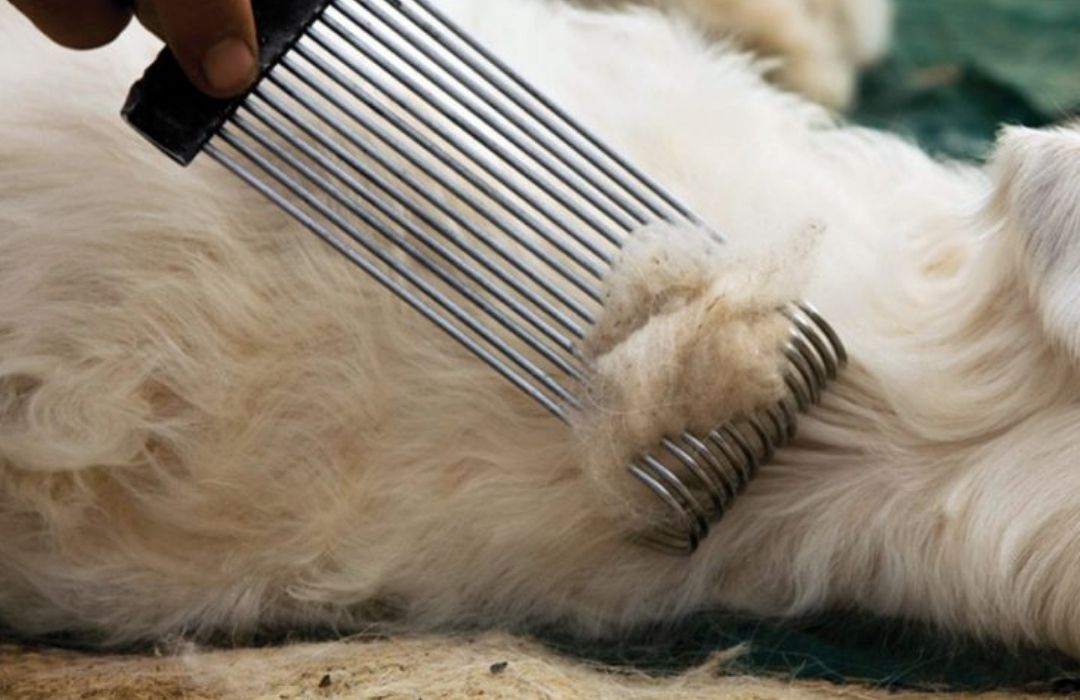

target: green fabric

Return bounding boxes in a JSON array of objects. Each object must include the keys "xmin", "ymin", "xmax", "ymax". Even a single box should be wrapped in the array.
[
  {"xmin": 545, "ymin": 613, "xmax": 1080, "ymax": 692},
  {"xmin": 852, "ymin": 0, "xmax": 1080, "ymax": 160},
  {"xmin": 552, "ymin": 1, "xmax": 1080, "ymax": 691}
]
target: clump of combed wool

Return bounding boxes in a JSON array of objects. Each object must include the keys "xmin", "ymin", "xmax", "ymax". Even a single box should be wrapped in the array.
[{"xmin": 573, "ymin": 223, "xmax": 814, "ymax": 523}]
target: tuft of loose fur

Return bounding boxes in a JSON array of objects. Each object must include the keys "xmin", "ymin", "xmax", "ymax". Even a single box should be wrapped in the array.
[{"xmin": 574, "ymin": 223, "xmax": 796, "ymax": 523}]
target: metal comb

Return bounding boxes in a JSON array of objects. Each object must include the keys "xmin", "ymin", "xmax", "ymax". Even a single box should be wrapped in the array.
[{"xmin": 122, "ymin": 0, "xmax": 847, "ymax": 554}]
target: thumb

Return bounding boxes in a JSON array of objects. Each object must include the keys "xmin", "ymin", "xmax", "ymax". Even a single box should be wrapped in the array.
[{"xmin": 137, "ymin": 0, "xmax": 258, "ymax": 98}]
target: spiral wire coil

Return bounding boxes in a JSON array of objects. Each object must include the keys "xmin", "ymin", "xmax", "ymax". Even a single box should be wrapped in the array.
[{"xmin": 631, "ymin": 302, "xmax": 846, "ymax": 553}]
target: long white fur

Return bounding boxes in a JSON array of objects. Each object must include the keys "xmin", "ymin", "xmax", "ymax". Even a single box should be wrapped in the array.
[
  {"xmin": 4, "ymin": 0, "xmax": 1080, "ymax": 661},
  {"xmin": 579, "ymin": 0, "xmax": 893, "ymax": 108}
]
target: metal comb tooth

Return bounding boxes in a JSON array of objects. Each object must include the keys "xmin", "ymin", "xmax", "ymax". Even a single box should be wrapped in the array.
[{"xmin": 122, "ymin": 0, "xmax": 847, "ymax": 555}]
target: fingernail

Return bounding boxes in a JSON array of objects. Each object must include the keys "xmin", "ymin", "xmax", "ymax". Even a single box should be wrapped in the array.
[{"xmin": 201, "ymin": 37, "xmax": 256, "ymax": 96}]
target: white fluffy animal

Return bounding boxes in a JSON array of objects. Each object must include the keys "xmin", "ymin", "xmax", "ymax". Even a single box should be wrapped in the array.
[{"xmin": 4, "ymin": 0, "xmax": 1080, "ymax": 663}]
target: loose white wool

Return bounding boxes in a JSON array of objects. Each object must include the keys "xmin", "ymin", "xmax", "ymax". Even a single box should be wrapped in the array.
[
  {"xmin": 573, "ymin": 223, "xmax": 802, "ymax": 522},
  {"xmin": 7, "ymin": 0, "xmax": 1080, "ymax": 666}
]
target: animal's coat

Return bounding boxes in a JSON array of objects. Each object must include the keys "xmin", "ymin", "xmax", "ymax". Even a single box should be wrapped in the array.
[{"xmin": 3, "ymin": 0, "xmax": 1080, "ymax": 662}]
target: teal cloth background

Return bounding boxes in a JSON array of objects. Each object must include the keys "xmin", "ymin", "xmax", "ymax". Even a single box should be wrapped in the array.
[
  {"xmin": 557, "ymin": 0, "xmax": 1080, "ymax": 691},
  {"xmin": 853, "ymin": 0, "xmax": 1080, "ymax": 160},
  {"xmin": 548, "ymin": 612, "xmax": 1080, "ymax": 692}
]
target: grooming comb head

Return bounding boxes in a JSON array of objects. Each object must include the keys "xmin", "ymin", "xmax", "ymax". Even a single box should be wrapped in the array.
[
  {"xmin": 121, "ymin": 0, "xmax": 846, "ymax": 554},
  {"xmin": 123, "ymin": 0, "xmax": 331, "ymax": 165}
]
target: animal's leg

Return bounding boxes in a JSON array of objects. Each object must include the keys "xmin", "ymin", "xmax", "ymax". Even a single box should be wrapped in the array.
[
  {"xmin": 707, "ymin": 124, "xmax": 1080, "ymax": 658},
  {"xmin": 577, "ymin": 0, "xmax": 892, "ymax": 109},
  {"xmin": 992, "ymin": 124, "xmax": 1080, "ymax": 364}
]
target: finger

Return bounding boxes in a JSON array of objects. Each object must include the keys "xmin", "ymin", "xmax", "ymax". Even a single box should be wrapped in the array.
[
  {"xmin": 133, "ymin": 0, "xmax": 163, "ymax": 40},
  {"xmin": 138, "ymin": 0, "xmax": 257, "ymax": 98},
  {"xmin": 8, "ymin": 0, "xmax": 133, "ymax": 49}
]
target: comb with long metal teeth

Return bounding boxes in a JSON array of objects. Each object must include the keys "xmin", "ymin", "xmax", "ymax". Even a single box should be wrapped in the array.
[{"xmin": 123, "ymin": 0, "xmax": 847, "ymax": 555}]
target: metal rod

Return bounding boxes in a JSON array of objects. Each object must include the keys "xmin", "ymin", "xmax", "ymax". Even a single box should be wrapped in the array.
[
  {"xmin": 345, "ymin": 0, "xmax": 649, "ymax": 229},
  {"xmin": 311, "ymin": 16, "xmax": 625, "ymax": 248},
  {"xmin": 383, "ymin": 0, "xmax": 674, "ymax": 225},
  {"xmin": 409, "ymin": 0, "xmax": 704, "ymax": 226},
  {"xmin": 232, "ymin": 107, "xmax": 585, "ymax": 379},
  {"xmin": 252, "ymin": 88, "xmax": 594, "ymax": 332},
  {"xmin": 206, "ymin": 141, "xmax": 571, "ymax": 419},
  {"xmin": 216, "ymin": 127, "xmax": 581, "ymax": 409},
  {"xmin": 285, "ymin": 44, "xmax": 614, "ymax": 276}
]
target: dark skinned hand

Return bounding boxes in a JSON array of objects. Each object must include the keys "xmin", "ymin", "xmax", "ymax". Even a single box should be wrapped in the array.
[{"xmin": 7, "ymin": 0, "xmax": 257, "ymax": 97}]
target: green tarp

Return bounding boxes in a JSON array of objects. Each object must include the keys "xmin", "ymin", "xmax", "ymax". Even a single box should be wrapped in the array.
[
  {"xmin": 853, "ymin": 0, "xmax": 1080, "ymax": 160},
  {"xmin": 550, "ymin": 612, "xmax": 1080, "ymax": 692}
]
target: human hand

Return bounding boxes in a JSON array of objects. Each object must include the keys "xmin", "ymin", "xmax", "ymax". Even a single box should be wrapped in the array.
[{"xmin": 8, "ymin": 0, "xmax": 257, "ymax": 98}]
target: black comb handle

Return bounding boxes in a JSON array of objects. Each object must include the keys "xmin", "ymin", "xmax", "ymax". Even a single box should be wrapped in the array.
[{"xmin": 122, "ymin": 0, "xmax": 332, "ymax": 165}]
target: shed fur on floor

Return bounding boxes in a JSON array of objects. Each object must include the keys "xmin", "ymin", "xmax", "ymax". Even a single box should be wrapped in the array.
[{"xmin": 0, "ymin": 634, "xmax": 1050, "ymax": 700}]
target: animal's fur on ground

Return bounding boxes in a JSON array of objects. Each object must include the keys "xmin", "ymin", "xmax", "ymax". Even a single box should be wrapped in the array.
[{"xmin": 4, "ymin": 0, "xmax": 1080, "ymax": 664}]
